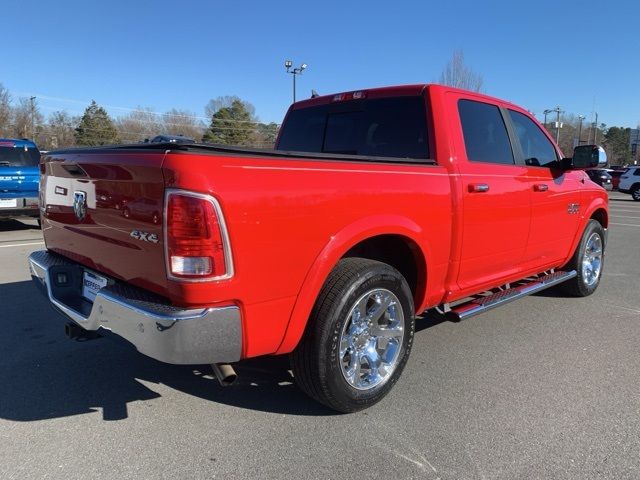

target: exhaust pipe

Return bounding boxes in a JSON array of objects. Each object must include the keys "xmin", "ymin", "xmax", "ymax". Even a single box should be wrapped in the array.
[{"xmin": 211, "ymin": 363, "xmax": 238, "ymax": 386}]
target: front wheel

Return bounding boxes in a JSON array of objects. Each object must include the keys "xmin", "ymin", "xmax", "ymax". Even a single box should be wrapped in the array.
[
  {"xmin": 291, "ymin": 258, "xmax": 415, "ymax": 413},
  {"xmin": 560, "ymin": 219, "xmax": 605, "ymax": 297}
]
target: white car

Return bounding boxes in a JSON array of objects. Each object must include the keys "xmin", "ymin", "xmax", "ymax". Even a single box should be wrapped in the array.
[{"xmin": 618, "ymin": 167, "xmax": 640, "ymax": 201}]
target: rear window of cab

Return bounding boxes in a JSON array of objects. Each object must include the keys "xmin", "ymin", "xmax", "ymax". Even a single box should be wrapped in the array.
[{"xmin": 277, "ymin": 96, "xmax": 429, "ymax": 160}]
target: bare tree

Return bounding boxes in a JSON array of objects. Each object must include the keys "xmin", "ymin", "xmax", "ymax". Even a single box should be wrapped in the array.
[
  {"xmin": 439, "ymin": 50, "xmax": 484, "ymax": 92},
  {"xmin": 115, "ymin": 107, "xmax": 162, "ymax": 143},
  {"xmin": 12, "ymin": 97, "xmax": 44, "ymax": 140},
  {"xmin": 205, "ymin": 95, "xmax": 256, "ymax": 120},
  {"xmin": 162, "ymin": 109, "xmax": 205, "ymax": 140},
  {"xmin": 46, "ymin": 111, "xmax": 78, "ymax": 149},
  {"xmin": 0, "ymin": 84, "xmax": 11, "ymax": 136}
]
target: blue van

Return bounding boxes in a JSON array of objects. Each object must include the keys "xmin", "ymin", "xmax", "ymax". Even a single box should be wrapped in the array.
[{"xmin": 0, "ymin": 139, "xmax": 40, "ymax": 223}]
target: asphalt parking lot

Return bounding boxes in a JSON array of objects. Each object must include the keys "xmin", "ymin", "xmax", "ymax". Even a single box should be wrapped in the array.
[{"xmin": 1, "ymin": 191, "xmax": 639, "ymax": 480}]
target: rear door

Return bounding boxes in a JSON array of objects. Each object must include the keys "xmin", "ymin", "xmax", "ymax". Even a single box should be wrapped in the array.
[
  {"xmin": 0, "ymin": 141, "xmax": 40, "ymax": 207},
  {"xmin": 505, "ymin": 109, "xmax": 583, "ymax": 267},
  {"xmin": 453, "ymin": 97, "xmax": 531, "ymax": 291}
]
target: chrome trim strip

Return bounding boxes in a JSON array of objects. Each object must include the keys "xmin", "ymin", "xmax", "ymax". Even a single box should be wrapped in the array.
[{"xmin": 28, "ymin": 250, "xmax": 242, "ymax": 365}]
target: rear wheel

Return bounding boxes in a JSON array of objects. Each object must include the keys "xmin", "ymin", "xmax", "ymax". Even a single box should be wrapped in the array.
[
  {"xmin": 631, "ymin": 185, "xmax": 640, "ymax": 201},
  {"xmin": 291, "ymin": 258, "xmax": 415, "ymax": 412},
  {"xmin": 560, "ymin": 219, "xmax": 605, "ymax": 297}
]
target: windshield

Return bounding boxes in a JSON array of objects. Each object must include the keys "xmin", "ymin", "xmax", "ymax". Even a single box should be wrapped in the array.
[
  {"xmin": 277, "ymin": 96, "xmax": 429, "ymax": 160},
  {"xmin": 0, "ymin": 146, "xmax": 41, "ymax": 167}
]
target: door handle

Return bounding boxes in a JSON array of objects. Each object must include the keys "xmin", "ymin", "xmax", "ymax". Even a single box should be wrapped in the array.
[
  {"xmin": 468, "ymin": 183, "xmax": 490, "ymax": 193},
  {"xmin": 533, "ymin": 184, "xmax": 549, "ymax": 192}
]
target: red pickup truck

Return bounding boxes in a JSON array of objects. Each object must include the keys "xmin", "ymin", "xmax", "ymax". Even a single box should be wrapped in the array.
[{"xmin": 29, "ymin": 84, "xmax": 609, "ymax": 412}]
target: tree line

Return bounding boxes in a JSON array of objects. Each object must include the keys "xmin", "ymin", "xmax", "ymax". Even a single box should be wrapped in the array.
[
  {"xmin": 0, "ymin": 83, "xmax": 279, "ymax": 150},
  {"xmin": 541, "ymin": 116, "xmax": 632, "ymax": 166}
]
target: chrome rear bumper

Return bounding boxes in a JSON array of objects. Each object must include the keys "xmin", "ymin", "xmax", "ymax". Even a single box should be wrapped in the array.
[{"xmin": 28, "ymin": 250, "xmax": 242, "ymax": 365}]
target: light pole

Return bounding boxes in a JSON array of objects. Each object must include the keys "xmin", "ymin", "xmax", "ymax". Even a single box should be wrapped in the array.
[
  {"xmin": 577, "ymin": 115, "xmax": 585, "ymax": 146},
  {"xmin": 543, "ymin": 109, "xmax": 553, "ymax": 128},
  {"xmin": 285, "ymin": 60, "xmax": 307, "ymax": 103}
]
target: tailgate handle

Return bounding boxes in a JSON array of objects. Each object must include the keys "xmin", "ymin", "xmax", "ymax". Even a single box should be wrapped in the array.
[
  {"xmin": 468, "ymin": 183, "xmax": 490, "ymax": 193},
  {"xmin": 62, "ymin": 164, "xmax": 87, "ymax": 177},
  {"xmin": 533, "ymin": 184, "xmax": 549, "ymax": 192}
]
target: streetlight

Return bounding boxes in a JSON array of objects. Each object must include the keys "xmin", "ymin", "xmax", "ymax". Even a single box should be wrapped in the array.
[
  {"xmin": 577, "ymin": 115, "xmax": 585, "ymax": 146},
  {"xmin": 285, "ymin": 60, "xmax": 307, "ymax": 103},
  {"xmin": 543, "ymin": 109, "xmax": 553, "ymax": 128}
]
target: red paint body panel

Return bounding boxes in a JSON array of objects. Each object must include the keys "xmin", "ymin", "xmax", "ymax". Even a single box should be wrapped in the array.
[{"xmin": 40, "ymin": 84, "xmax": 608, "ymax": 360}]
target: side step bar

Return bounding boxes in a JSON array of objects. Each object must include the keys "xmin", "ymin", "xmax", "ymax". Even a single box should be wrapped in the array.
[{"xmin": 448, "ymin": 270, "xmax": 577, "ymax": 321}]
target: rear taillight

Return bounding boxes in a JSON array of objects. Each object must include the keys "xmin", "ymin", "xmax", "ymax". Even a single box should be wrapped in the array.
[{"xmin": 165, "ymin": 190, "xmax": 233, "ymax": 281}]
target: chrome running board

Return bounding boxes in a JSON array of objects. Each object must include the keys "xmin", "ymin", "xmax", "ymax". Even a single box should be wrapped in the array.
[{"xmin": 448, "ymin": 270, "xmax": 577, "ymax": 321}]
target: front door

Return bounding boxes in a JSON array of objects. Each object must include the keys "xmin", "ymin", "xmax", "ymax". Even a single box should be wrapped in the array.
[{"xmin": 505, "ymin": 109, "xmax": 583, "ymax": 267}]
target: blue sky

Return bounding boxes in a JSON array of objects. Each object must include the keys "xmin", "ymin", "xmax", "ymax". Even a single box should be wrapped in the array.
[{"xmin": 3, "ymin": 0, "xmax": 639, "ymax": 128}]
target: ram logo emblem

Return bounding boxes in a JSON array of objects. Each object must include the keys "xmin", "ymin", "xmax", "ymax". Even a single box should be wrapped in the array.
[{"xmin": 73, "ymin": 191, "xmax": 87, "ymax": 221}]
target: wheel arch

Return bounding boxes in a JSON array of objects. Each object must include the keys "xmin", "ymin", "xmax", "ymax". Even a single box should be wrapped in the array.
[
  {"xmin": 275, "ymin": 215, "xmax": 430, "ymax": 355},
  {"xmin": 562, "ymin": 198, "xmax": 609, "ymax": 267}
]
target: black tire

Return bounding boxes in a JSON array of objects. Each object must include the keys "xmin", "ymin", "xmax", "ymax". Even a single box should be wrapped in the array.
[
  {"xmin": 559, "ymin": 219, "xmax": 605, "ymax": 297},
  {"xmin": 631, "ymin": 185, "xmax": 640, "ymax": 201},
  {"xmin": 291, "ymin": 258, "xmax": 415, "ymax": 413}
]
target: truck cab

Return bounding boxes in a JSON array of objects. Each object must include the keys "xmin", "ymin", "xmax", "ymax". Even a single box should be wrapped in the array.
[{"xmin": 0, "ymin": 138, "xmax": 41, "ymax": 223}]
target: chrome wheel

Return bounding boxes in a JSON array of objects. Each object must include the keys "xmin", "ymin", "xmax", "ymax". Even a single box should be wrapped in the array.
[
  {"xmin": 339, "ymin": 288, "xmax": 405, "ymax": 390},
  {"xmin": 582, "ymin": 232, "xmax": 603, "ymax": 287}
]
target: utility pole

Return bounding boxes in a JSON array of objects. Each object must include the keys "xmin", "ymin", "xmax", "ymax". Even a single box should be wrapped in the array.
[
  {"xmin": 29, "ymin": 96, "xmax": 36, "ymax": 140},
  {"xmin": 594, "ymin": 112, "xmax": 599, "ymax": 144},
  {"xmin": 577, "ymin": 115, "xmax": 585, "ymax": 146},
  {"xmin": 554, "ymin": 106, "xmax": 562, "ymax": 144}
]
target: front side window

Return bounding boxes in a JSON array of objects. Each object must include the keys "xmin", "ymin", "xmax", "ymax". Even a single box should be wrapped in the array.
[
  {"xmin": 458, "ymin": 100, "xmax": 514, "ymax": 165},
  {"xmin": 508, "ymin": 110, "xmax": 558, "ymax": 167}
]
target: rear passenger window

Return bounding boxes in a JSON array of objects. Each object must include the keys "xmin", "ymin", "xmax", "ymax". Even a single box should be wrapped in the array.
[
  {"xmin": 635, "ymin": 168, "xmax": 640, "ymax": 176},
  {"xmin": 458, "ymin": 100, "xmax": 514, "ymax": 165},
  {"xmin": 508, "ymin": 110, "xmax": 558, "ymax": 167}
]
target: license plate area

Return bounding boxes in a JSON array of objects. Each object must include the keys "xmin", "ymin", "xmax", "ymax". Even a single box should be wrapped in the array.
[
  {"xmin": 0, "ymin": 198, "xmax": 18, "ymax": 208},
  {"xmin": 82, "ymin": 270, "xmax": 108, "ymax": 302}
]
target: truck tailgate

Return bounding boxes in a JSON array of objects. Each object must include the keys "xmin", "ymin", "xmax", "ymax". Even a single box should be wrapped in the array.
[{"xmin": 41, "ymin": 149, "xmax": 169, "ymax": 297}]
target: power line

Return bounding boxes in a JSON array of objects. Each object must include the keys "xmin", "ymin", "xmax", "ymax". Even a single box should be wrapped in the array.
[{"xmin": 15, "ymin": 91, "xmax": 275, "ymax": 125}]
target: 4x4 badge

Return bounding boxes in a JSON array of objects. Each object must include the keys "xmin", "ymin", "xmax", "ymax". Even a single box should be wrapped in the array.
[
  {"xmin": 567, "ymin": 203, "xmax": 580, "ymax": 214},
  {"xmin": 130, "ymin": 230, "xmax": 159, "ymax": 243}
]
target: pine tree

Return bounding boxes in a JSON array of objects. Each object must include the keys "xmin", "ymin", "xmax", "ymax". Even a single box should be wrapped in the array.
[
  {"xmin": 75, "ymin": 100, "xmax": 119, "ymax": 146},
  {"xmin": 202, "ymin": 100, "xmax": 253, "ymax": 146}
]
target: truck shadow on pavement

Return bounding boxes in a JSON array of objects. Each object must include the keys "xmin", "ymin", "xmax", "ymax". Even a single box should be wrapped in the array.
[
  {"xmin": 0, "ymin": 219, "xmax": 40, "ymax": 231},
  {"xmin": 0, "ymin": 279, "xmax": 442, "ymax": 421}
]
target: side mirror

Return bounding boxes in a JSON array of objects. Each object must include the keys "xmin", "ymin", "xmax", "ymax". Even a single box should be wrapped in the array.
[{"xmin": 569, "ymin": 145, "xmax": 607, "ymax": 169}]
